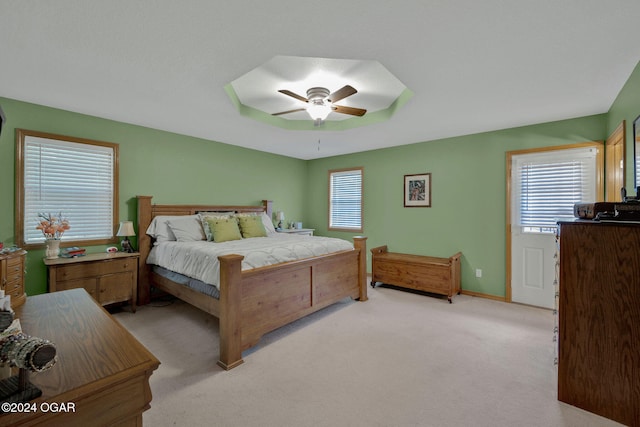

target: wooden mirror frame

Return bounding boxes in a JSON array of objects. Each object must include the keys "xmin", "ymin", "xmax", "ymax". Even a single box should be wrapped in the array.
[{"xmin": 635, "ymin": 114, "xmax": 640, "ymax": 188}]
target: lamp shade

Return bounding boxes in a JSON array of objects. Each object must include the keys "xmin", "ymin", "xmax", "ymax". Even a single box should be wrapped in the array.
[
  {"xmin": 306, "ymin": 103, "xmax": 332, "ymax": 121},
  {"xmin": 116, "ymin": 221, "xmax": 135, "ymax": 237},
  {"xmin": 276, "ymin": 211, "xmax": 285, "ymax": 221}
]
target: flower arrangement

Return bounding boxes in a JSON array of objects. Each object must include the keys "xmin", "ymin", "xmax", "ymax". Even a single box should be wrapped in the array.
[{"xmin": 36, "ymin": 213, "xmax": 70, "ymax": 240}]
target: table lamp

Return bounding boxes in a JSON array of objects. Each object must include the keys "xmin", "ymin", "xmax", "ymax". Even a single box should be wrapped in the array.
[
  {"xmin": 116, "ymin": 221, "xmax": 136, "ymax": 253},
  {"xmin": 276, "ymin": 211, "xmax": 285, "ymax": 230}
]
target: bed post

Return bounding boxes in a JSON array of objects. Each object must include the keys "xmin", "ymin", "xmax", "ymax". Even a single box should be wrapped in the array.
[
  {"xmin": 262, "ymin": 200, "xmax": 273, "ymax": 220},
  {"xmin": 353, "ymin": 236, "xmax": 368, "ymax": 302},
  {"xmin": 217, "ymin": 254, "xmax": 245, "ymax": 370},
  {"xmin": 137, "ymin": 195, "xmax": 153, "ymax": 305}
]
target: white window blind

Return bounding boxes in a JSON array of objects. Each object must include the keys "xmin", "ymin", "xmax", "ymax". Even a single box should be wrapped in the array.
[
  {"xmin": 513, "ymin": 147, "xmax": 597, "ymax": 229},
  {"xmin": 329, "ymin": 168, "xmax": 363, "ymax": 231},
  {"xmin": 23, "ymin": 136, "xmax": 115, "ymax": 244}
]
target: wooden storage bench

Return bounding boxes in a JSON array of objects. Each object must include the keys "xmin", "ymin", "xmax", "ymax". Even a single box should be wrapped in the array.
[{"xmin": 370, "ymin": 245, "xmax": 462, "ymax": 303}]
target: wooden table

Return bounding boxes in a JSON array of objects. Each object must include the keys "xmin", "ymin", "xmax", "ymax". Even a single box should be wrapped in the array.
[{"xmin": 1, "ymin": 289, "xmax": 160, "ymax": 426}]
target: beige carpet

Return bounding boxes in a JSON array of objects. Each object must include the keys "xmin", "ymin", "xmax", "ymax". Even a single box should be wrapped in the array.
[{"xmin": 113, "ymin": 286, "xmax": 623, "ymax": 427}]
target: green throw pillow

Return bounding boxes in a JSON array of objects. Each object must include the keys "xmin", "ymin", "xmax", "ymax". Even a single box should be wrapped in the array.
[
  {"xmin": 238, "ymin": 215, "xmax": 267, "ymax": 238},
  {"xmin": 205, "ymin": 217, "xmax": 242, "ymax": 242}
]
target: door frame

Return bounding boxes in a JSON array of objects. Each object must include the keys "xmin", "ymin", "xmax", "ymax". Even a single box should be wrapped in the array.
[
  {"xmin": 505, "ymin": 141, "xmax": 604, "ymax": 303},
  {"xmin": 605, "ymin": 121, "xmax": 625, "ymax": 202}
]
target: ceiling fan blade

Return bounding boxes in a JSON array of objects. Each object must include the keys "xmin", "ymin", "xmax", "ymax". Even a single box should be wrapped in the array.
[
  {"xmin": 333, "ymin": 104, "xmax": 367, "ymax": 117},
  {"xmin": 278, "ymin": 89, "xmax": 308, "ymax": 103},
  {"xmin": 272, "ymin": 108, "xmax": 306, "ymax": 116},
  {"xmin": 328, "ymin": 85, "xmax": 357, "ymax": 103}
]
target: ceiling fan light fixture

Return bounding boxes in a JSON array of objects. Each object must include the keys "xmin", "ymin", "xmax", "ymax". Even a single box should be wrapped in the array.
[{"xmin": 306, "ymin": 101, "xmax": 332, "ymax": 121}]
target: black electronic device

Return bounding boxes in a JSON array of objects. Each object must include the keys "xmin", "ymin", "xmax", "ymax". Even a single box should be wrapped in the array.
[
  {"xmin": 612, "ymin": 187, "xmax": 640, "ymax": 221},
  {"xmin": 621, "ymin": 186, "xmax": 640, "ymax": 203}
]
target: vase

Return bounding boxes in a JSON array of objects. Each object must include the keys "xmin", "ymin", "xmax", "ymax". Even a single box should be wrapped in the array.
[{"xmin": 45, "ymin": 239, "xmax": 60, "ymax": 259}]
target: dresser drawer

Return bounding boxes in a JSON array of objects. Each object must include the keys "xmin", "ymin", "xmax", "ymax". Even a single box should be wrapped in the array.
[
  {"xmin": 5, "ymin": 257, "xmax": 24, "ymax": 282},
  {"xmin": 7, "ymin": 256, "xmax": 23, "ymax": 271},
  {"xmin": 4, "ymin": 279, "xmax": 23, "ymax": 292},
  {"xmin": 5, "ymin": 284, "xmax": 24, "ymax": 300}
]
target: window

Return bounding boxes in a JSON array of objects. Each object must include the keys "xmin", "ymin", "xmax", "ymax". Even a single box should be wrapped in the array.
[
  {"xmin": 512, "ymin": 146, "xmax": 600, "ymax": 233},
  {"xmin": 16, "ymin": 129, "xmax": 119, "ymax": 248},
  {"xmin": 328, "ymin": 167, "xmax": 363, "ymax": 232}
]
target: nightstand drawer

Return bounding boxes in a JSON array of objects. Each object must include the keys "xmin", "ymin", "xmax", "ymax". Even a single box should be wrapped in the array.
[
  {"xmin": 55, "ymin": 263, "xmax": 102, "ymax": 281},
  {"xmin": 103, "ymin": 258, "xmax": 136, "ymax": 274}
]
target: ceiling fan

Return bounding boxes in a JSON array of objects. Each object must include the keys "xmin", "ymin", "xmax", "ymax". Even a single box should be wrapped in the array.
[{"xmin": 272, "ymin": 85, "xmax": 367, "ymax": 125}]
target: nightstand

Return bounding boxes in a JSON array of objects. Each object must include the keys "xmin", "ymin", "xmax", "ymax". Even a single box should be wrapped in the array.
[
  {"xmin": 277, "ymin": 228, "xmax": 315, "ymax": 236},
  {"xmin": 44, "ymin": 252, "xmax": 139, "ymax": 311}
]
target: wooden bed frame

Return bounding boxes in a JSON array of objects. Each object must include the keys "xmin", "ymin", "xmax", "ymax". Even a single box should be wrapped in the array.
[{"xmin": 136, "ymin": 195, "xmax": 367, "ymax": 370}]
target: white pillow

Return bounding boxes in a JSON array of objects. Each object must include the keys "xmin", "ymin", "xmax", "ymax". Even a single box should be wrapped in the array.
[
  {"xmin": 261, "ymin": 212, "xmax": 277, "ymax": 235},
  {"xmin": 167, "ymin": 216, "xmax": 206, "ymax": 242},
  {"xmin": 146, "ymin": 215, "xmax": 199, "ymax": 243}
]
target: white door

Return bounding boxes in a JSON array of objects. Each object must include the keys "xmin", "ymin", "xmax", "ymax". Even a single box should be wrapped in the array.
[
  {"xmin": 510, "ymin": 223, "xmax": 556, "ymax": 308},
  {"xmin": 509, "ymin": 146, "xmax": 600, "ymax": 308}
]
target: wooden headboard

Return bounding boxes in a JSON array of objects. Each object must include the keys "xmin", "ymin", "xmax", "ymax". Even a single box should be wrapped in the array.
[{"xmin": 136, "ymin": 195, "xmax": 273, "ymax": 304}]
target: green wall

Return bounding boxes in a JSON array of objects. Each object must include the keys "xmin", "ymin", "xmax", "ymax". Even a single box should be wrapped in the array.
[
  {"xmin": 306, "ymin": 115, "xmax": 608, "ymax": 298},
  {"xmin": 2, "ymin": 60, "xmax": 638, "ymax": 300},
  {"xmin": 0, "ymin": 97, "xmax": 308, "ymax": 295}
]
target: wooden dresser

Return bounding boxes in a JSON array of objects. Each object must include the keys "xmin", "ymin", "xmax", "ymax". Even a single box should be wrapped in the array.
[
  {"xmin": 0, "ymin": 250, "xmax": 27, "ymax": 309},
  {"xmin": 45, "ymin": 252, "xmax": 138, "ymax": 311},
  {"xmin": 558, "ymin": 221, "xmax": 640, "ymax": 426},
  {"xmin": 1, "ymin": 288, "xmax": 159, "ymax": 426}
]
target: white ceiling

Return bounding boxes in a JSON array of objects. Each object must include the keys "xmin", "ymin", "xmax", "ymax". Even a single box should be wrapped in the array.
[{"xmin": 1, "ymin": 1, "xmax": 639, "ymax": 160}]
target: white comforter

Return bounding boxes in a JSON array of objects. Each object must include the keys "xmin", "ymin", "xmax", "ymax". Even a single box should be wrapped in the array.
[{"xmin": 147, "ymin": 234, "xmax": 354, "ymax": 290}]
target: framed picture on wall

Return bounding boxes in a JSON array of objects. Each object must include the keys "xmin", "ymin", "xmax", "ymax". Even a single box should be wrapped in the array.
[{"xmin": 404, "ymin": 173, "xmax": 431, "ymax": 207}]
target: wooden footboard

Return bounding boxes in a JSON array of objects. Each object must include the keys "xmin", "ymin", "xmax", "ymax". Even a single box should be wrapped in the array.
[
  {"xmin": 136, "ymin": 195, "xmax": 367, "ymax": 370},
  {"xmin": 217, "ymin": 237, "xmax": 367, "ymax": 370}
]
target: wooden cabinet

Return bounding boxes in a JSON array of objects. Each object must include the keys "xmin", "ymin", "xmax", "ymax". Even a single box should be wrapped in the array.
[
  {"xmin": 370, "ymin": 245, "xmax": 462, "ymax": 303},
  {"xmin": 0, "ymin": 249, "xmax": 27, "ymax": 309},
  {"xmin": 558, "ymin": 221, "xmax": 640, "ymax": 426},
  {"xmin": 45, "ymin": 252, "xmax": 139, "ymax": 311}
]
